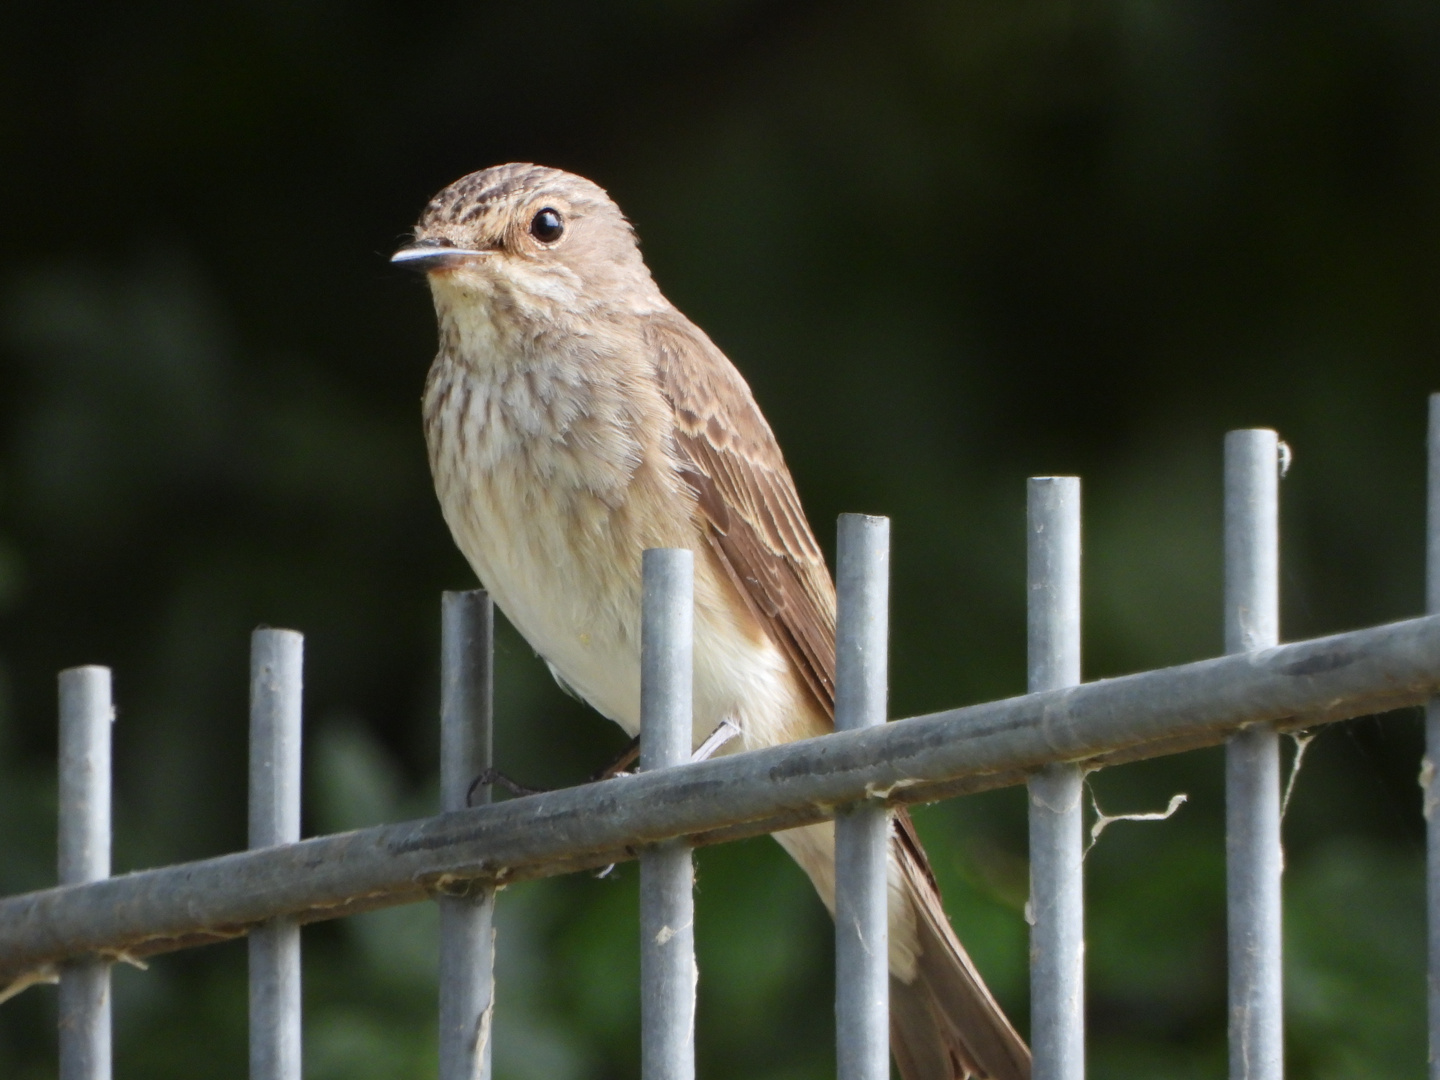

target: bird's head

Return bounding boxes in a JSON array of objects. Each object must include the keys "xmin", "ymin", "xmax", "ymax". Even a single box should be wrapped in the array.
[{"xmin": 393, "ymin": 164, "xmax": 663, "ymax": 323}]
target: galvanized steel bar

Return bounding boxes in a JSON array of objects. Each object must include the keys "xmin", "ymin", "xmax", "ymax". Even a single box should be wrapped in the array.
[
  {"xmin": 1026, "ymin": 477, "xmax": 1084, "ymax": 1080},
  {"xmin": 249, "ymin": 629, "xmax": 304, "ymax": 1080},
  {"xmin": 57, "ymin": 666, "xmax": 112, "ymax": 1080},
  {"xmin": 833, "ymin": 514, "xmax": 891, "ymax": 1080},
  {"xmin": 4, "ymin": 613, "xmax": 1440, "ymax": 980},
  {"xmin": 1427, "ymin": 394, "xmax": 1440, "ymax": 1080},
  {"xmin": 1224, "ymin": 429, "xmax": 1284, "ymax": 1080},
  {"xmin": 439, "ymin": 591, "xmax": 496, "ymax": 1080},
  {"xmin": 639, "ymin": 549, "xmax": 696, "ymax": 1080}
]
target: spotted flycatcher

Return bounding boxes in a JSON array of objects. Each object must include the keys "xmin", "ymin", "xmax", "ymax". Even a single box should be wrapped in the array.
[{"xmin": 395, "ymin": 164, "xmax": 1030, "ymax": 1080}]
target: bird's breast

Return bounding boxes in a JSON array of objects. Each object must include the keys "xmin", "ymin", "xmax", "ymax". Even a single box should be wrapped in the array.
[{"xmin": 421, "ymin": 351, "xmax": 815, "ymax": 746}]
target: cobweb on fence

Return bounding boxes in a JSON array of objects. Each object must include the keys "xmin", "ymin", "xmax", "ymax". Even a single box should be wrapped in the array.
[
  {"xmin": 1281, "ymin": 730, "xmax": 1318, "ymax": 820},
  {"xmin": 1081, "ymin": 726, "xmax": 1315, "ymax": 860},
  {"xmin": 1083, "ymin": 780, "xmax": 1188, "ymax": 858}
]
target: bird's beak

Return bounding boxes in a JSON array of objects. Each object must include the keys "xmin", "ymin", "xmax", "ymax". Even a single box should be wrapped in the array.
[{"xmin": 390, "ymin": 241, "xmax": 492, "ymax": 271}]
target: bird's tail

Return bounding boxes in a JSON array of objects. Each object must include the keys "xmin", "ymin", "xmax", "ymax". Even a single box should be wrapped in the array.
[
  {"xmin": 889, "ymin": 812, "xmax": 1032, "ymax": 1080},
  {"xmin": 772, "ymin": 811, "xmax": 1030, "ymax": 1080}
]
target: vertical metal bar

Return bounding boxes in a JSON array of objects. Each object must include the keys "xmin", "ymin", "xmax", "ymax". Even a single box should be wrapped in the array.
[
  {"xmin": 834, "ymin": 514, "xmax": 891, "ymax": 1080},
  {"xmin": 1224, "ymin": 429, "xmax": 1283, "ymax": 1080},
  {"xmin": 249, "ymin": 628, "xmax": 303, "ymax": 1080},
  {"xmin": 1426, "ymin": 395, "xmax": 1440, "ymax": 1080},
  {"xmin": 639, "ymin": 548, "xmax": 696, "ymax": 1080},
  {"xmin": 1026, "ymin": 477, "xmax": 1085, "ymax": 1080},
  {"xmin": 439, "ymin": 590, "xmax": 496, "ymax": 1080},
  {"xmin": 58, "ymin": 665, "xmax": 113, "ymax": 1080}
]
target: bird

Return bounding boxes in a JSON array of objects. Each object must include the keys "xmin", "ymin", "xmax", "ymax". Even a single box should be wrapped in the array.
[{"xmin": 394, "ymin": 163, "xmax": 1031, "ymax": 1080}]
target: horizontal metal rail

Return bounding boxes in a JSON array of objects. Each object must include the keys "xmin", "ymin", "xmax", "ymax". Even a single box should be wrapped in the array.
[{"xmin": 3, "ymin": 612, "xmax": 1440, "ymax": 985}]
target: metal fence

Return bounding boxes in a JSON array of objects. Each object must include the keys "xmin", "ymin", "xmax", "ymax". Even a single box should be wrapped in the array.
[{"xmin": 6, "ymin": 402, "xmax": 1440, "ymax": 1080}]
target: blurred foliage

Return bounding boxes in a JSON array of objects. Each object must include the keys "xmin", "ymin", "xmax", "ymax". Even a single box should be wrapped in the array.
[{"xmin": 2, "ymin": 0, "xmax": 1439, "ymax": 1076}]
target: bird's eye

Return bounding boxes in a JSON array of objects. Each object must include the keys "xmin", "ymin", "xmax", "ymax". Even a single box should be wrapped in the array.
[{"xmin": 529, "ymin": 208, "xmax": 564, "ymax": 243}]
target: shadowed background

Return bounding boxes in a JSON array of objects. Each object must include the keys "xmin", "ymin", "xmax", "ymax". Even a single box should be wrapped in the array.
[{"xmin": 1, "ymin": 1, "xmax": 1438, "ymax": 1077}]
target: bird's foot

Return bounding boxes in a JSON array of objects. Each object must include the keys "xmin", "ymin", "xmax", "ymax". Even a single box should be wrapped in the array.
[
  {"xmin": 590, "ymin": 718, "xmax": 740, "ymax": 784},
  {"xmin": 465, "ymin": 768, "xmax": 550, "ymax": 806},
  {"xmin": 691, "ymin": 718, "xmax": 740, "ymax": 762},
  {"xmin": 587, "ymin": 720, "xmax": 740, "ymax": 882},
  {"xmin": 589, "ymin": 736, "xmax": 641, "ymax": 782}
]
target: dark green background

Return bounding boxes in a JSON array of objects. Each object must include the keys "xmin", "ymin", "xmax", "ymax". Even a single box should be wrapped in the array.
[{"xmin": 2, "ymin": 1, "xmax": 1437, "ymax": 1076}]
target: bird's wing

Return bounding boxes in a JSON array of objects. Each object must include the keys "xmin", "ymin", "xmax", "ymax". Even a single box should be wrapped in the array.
[
  {"xmin": 647, "ymin": 310, "xmax": 1032, "ymax": 1080},
  {"xmin": 645, "ymin": 311, "xmax": 838, "ymax": 716}
]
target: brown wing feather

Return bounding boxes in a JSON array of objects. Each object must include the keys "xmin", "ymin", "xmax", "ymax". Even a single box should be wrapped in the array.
[{"xmin": 645, "ymin": 312, "xmax": 838, "ymax": 715}]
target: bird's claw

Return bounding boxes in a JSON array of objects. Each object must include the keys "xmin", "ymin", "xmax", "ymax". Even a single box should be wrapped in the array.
[{"xmin": 465, "ymin": 768, "xmax": 550, "ymax": 806}]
